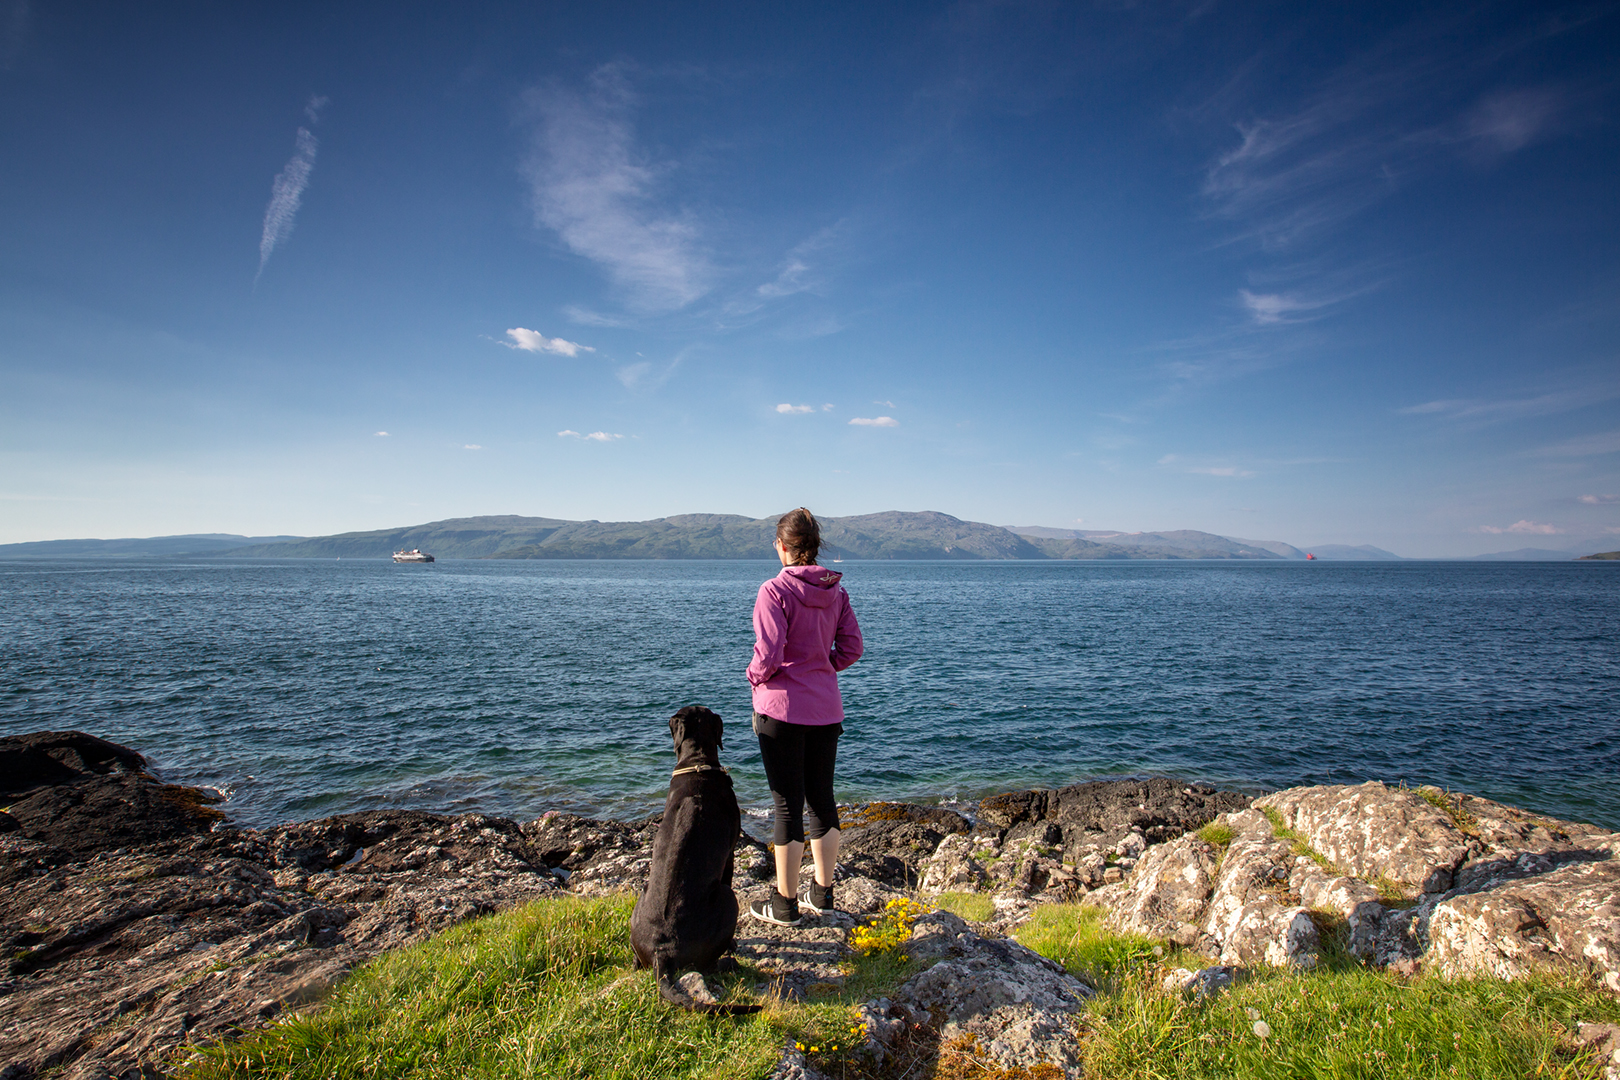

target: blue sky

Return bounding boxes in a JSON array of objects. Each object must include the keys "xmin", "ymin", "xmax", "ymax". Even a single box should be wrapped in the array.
[{"xmin": 2, "ymin": 1, "xmax": 1617, "ymax": 556}]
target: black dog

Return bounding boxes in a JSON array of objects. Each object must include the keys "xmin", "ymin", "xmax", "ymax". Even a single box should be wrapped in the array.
[{"xmin": 631, "ymin": 706, "xmax": 757, "ymax": 1012}]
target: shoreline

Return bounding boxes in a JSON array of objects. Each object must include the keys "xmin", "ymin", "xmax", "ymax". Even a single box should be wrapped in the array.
[{"xmin": 4, "ymin": 730, "xmax": 1619, "ymax": 1079}]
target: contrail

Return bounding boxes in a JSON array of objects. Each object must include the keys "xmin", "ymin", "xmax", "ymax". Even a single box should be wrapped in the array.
[{"xmin": 256, "ymin": 96, "xmax": 326, "ymax": 282}]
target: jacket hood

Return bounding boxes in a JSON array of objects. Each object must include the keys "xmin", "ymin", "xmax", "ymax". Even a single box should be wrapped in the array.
[{"xmin": 778, "ymin": 564, "xmax": 843, "ymax": 606}]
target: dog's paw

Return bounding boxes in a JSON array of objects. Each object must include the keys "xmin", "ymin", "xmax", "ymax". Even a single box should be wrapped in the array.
[{"xmin": 678, "ymin": 971, "xmax": 721, "ymax": 1007}]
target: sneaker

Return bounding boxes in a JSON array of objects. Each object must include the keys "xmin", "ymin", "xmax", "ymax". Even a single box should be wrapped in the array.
[
  {"xmin": 748, "ymin": 890, "xmax": 801, "ymax": 927},
  {"xmin": 799, "ymin": 880, "xmax": 835, "ymax": 916}
]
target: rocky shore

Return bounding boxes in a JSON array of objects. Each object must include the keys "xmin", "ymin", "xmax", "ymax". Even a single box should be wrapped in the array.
[{"xmin": 3, "ymin": 731, "xmax": 1617, "ymax": 1080}]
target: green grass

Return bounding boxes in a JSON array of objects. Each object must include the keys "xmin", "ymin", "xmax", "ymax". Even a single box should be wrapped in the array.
[
  {"xmin": 183, "ymin": 895, "xmax": 788, "ymax": 1080},
  {"xmin": 182, "ymin": 894, "xmax": 923, "ymax": 1080},
  {"xmin": 179, "ymin": 890, "xmax": 1620, "ymax": 1080},
  {"xmin": 1195, "ymin": 821, "xmax": 1234, "ymax": 849},
  {"xmin": 1259, "ymin": 806, "xmax": 1342, "ymax": 875},
  {"xmin": 1015, "ymin": 906, "xmax": 1620, "ymax": 1080},
  {"xmin": 1013, "ymin": 904, "xmax": 1161, "ymax": 992},
  {"xmin": 1076, "ymin": 962, "xmax": 1617, "ymax": 1079},
  {"xmin": 933, "ymin": 891, "xmax": 995, "ymax": 922},
  {"xmin": 1414, "ymin": 787, "xmax": 1479, "ymax": 836}
]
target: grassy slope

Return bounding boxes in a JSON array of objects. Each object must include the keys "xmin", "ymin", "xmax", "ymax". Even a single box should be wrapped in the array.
[
  {"xmin": 1015, "ymin": 905, "xmax": 1620, "ymax": 1080},
  {"xmin": 183, "ymin": 895, "xmax": 894, "ymax": 1080},
  {"xmin": 181, "ymin": 895, "xmax": 1620, "ymax": 1080}
]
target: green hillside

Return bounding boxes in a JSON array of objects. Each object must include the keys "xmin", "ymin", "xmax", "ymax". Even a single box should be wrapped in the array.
[
  {"xmin": 225, "ymin": 511, "xmax": 1310, "ymax": 561},
  {"xmin": 227, "ymin": 516, "xmax": 574, "ymax": 559}
]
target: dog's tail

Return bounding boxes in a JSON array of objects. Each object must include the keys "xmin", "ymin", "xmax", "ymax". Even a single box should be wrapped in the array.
[{"xmin": 655, "ymin": 966, "xmax": 764, "ymax": 1015}]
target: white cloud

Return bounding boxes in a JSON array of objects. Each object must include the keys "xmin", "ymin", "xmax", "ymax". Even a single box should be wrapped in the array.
[
  {"xmin": 757, "ymin": 259, "xmax": 810, "ymax": 299},
  {"xmin": 503, "ymin": 327, "xmax": 595, "ymax": 357},
  {"xmin": 1579, "ymin": 494, "xmax": 1619, "ymax": 504},
  {"xmin": 776, "ymin": 404, "xmax": 814, "ymax": 415},
  {"xmin": 873, "ymin": 399, "xmax": 896, "ymax": 408},
  {"xmin": 463, "ymin": 444, "xmax": 482, "ymax": 451},
  {"xmin": 822, "ymin": 404, "xmax": 834, "ymax": 411},
  {"xmin": 616, "ymin": 362, "xmax": 652, "ymax": 389},
  {"xmin": 614, "ymin": 347, "xmax": 690, "ymax": 392},
  {"xmin": 1400, "ymin": 387, "xmax": 1619, "ymax": 423},
  {"xmin": 520, "ymin": 65, "xmax": 713, "ymax": 313},
  {"xmin": 562, "ymin": 305, "xmax": 628, "ymax": 328},
  {"xmin": 1480, "ymin": 520, "xmax": 1561, "ymax": 535},
  {"xmin": 1240, "ymin": 289, "xmax": 1336, "ymax": 325},
  {"xmin": 257, "ymin": 105, "xmax": 324, "ymax": 280},
  {"xmin": 725, "ymin": 221, "xmax": 850, "ymax": 320},
  {"xmin": 558, "ymin": 430, "xmax": 623, "ymax": 442},
  {"xmin": 1464, "ymin": 88, "xmax": 1560, "ymax": 155},
  {"xmin": 373, "ymin": 431, "xmax": 389, "ymax": 437},
  {"xmin": 849, "ymin": 416, "xmax": 899, "ymax": 427},
  {"xmin": 1200, "ymin": 39, "xmax": 1570, "ymax": 253}
]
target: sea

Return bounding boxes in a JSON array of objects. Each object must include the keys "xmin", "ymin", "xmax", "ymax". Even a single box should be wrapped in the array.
[{"xmin": 2, "ymin": 558, "xmax": 1616, "ymax": 831}]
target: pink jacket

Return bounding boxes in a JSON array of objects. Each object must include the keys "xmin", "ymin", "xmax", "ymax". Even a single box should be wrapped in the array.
[{"xmin": 747, "ymin": 565, "xmax": 863, "ymax": 724}]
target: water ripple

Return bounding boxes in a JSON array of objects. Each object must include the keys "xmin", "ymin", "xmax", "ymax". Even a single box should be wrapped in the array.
[{"xmin": 2, "ymin": 559, "xmax": 1616, "ymax": 828}]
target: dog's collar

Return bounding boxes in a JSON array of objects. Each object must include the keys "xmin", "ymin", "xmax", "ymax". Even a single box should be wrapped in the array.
[{"xmin": 671, "ymin": 764, "xmax": 728, "ymax": 777}]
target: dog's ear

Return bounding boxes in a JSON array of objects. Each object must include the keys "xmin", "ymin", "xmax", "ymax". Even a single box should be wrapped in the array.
[
  {"xmin": 695, "ymin": 707, "xmax": 722, "ymax": 748},
  {"xmin": 670, "ymin": 706, "xmax": 722, "ymax": 750}
]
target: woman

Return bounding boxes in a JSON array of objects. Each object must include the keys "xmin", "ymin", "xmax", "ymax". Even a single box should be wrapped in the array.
[{"xmin": 746, "ymin": 508, "xmax": 863, "ymax": 926}]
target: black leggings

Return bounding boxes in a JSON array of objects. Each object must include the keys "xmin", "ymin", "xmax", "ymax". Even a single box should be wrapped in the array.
[{"xmin": 755, "ymin": 713, "xmax": 841, "ymax": 845}]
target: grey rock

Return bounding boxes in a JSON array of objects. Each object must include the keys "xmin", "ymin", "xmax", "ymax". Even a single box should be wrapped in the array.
[
  {"xmin": 1256, "ymin": 781, "xmax": 1469, "ymax": 894},
  {"xmin": 1087, "ymin": 786, "xmax": 1620, "ymax": 992},
  {"xmin": 1162, "ymin": 964, "xmax": 1246, "ymax": 1001},
  {"xmin": 733, "ymin": 881, "xmax": 866, "ymax": 1002},
  {"xmin": 976, "ymin": 778, "xmax": 1250, "ymax": 845},
  {"xmin": 1576, "ymin": 1023, "xmax": 1620, "ymax": 1080},
  {"xmin": 1427, "ymin": 847, "xmax": 1620, "ymax": 992},
  {"xmin": 857, "ymin": 996, "xmax": 904, "ymax": 1053},
  {"xmin": 837, "ymin": 803, "xmax": 970, "ymax": 889},
  {"xmin": 0, "ymin": 808, "xmax": 567, "ymax": 1080},
  {"xmin": 766, "ymin": 1042, "xmax": 833, "ymax": 1080},
  {"xmin": 918, "ymin": 833, "xmax": 988, "ymax": 894},
  {"xmin": 1089, "ymin": 833, "xmax": 1220, "ymax": 949},
  {"xmin": 880, "ymin": 912, "xmax": 1093, "ymax": 1079}
]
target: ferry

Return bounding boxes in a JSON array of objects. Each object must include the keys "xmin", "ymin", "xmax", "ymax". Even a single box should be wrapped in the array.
[{"xmin": 392, "ymin": 549, "xmax": 435, "ymax": 563}]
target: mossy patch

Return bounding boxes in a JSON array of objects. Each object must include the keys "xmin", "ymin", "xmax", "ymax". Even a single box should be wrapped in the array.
[
  {"xmin": 933, "ymin": 891, "xmax": 995, "ymax": 922},
  {"xmin": 841, "ymin": 802, "xmax": 919, "ymax": 829},
  {"xmin": 1416, "ymin": 786, "xmax": 1480, "ymax": 837},
  {"xmin": 1259, "ymin": 807, "xmax": 1340, "ymax": 875}
]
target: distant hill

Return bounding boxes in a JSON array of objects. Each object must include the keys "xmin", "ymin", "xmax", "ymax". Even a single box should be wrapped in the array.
[
  {"xmin": 227, "ymin": 516, "xmax": 575, "ymax": 559},
  {"xmin": 479, "ymin": 513, "xmax": 1002, "ymax": 560},
  {"xmin": 1224, "ymin": 536, "xmax": 1309, "ymax": 559},
  {"xmin": 1465, "ymin": 535, "xmax": 1616, "ymax": 561},
  {"xmin": 0, "ymin": 534, "xmax": 303, "ymax": 558},
  {"xmin": 229, "ymin": 512, "xmax": 1305, "ymax": 560},
  {"xmin": 1300, "ymin": 544, "xmax": 1404, "ymax": 561},
  {"xmin": 1007, "ymin": 527, "xmax": 1286, "ymax": 560},
  {"xmin": 12, "ymin": 513, "xmax": 1415, "ymax": 562},
  {"xmin": 1578, "ymin": 551, "xmax": 1620, "ymax": 560},
  {"xmin": 1465, "ymin": 548, "xmax": 1579, "ymax": 561}
]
